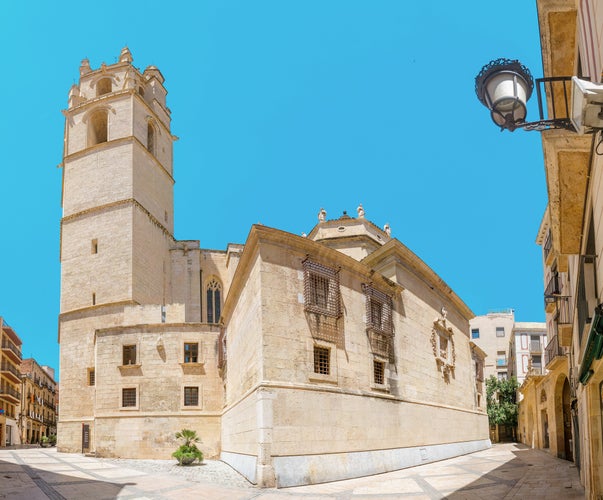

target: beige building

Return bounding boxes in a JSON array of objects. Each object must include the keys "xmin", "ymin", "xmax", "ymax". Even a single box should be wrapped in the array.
[
  {"xmin": 508, "ymin": 322, "xmax": 547, "ymax": 386},
  {"xmin": 469, "ymin": 311, "xmax": 515, "ymax": 381},
  {"xmin": 57, "ymin": 48, "xmax": 489, "ymax": 487},
  {"xmin": 0, "ymin": 317, "xmax": 23, "ymax": 446},
  {"xmin": 513, "ymin": 1, "xmax": 603, "ymax": 498},
  {"xmin": 20, "ymin": 359, "xmax": 58, "ymax": 444}
]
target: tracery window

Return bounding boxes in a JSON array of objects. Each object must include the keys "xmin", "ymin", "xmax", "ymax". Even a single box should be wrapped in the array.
[{"xmin": 207, "ymin": 278, "xmax": 222, "ymax": 324}]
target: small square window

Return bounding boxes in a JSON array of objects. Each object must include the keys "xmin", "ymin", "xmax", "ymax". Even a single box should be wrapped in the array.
[
  {"xmin": 496, "ymin": 327, "xmax": 505, "ymax": 337},
  {"xmin": 471, "ymin": 328, "xmax": 480, "ymax": 339},
  {"xmin": 123, "ymin": 345, "xmax": 137, "ymax": 365},
  {"xmin": 184, "ymin": 343, "xmax": 199, "ymax": 363},
  {"xmin": 184, "ymin": 386, "xmax": 199, "ymax": 406},
  {"xmin": 313, "ymin": 346, "xmax": 330, "ymax": 375},
  {"xmin": 122, "ymin": 388, "xmax": 136, "ymax": 407},
  {"xmin": 373, "ymin": 360, "xmax": 385, "ymax": 385},
  {"xmin": 88, "ymin": 369, "xmax": 95, "ymax": 386}
]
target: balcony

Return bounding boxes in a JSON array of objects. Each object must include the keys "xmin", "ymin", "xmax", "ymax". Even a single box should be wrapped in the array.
[
  {"xmin": 545, "ymin": 334, "xmax": 566, "ymax": 369},
  {"xmin": 1, "ymin": 339, "xmax": 22, "ymax": 364},
  {"xmin": 529, "ymin": 365, "xmax": 543, "ymax": 375},
  {"xmin": 0, "ymin": 361, "xmax": 22, "ymax": 385},
  {"xmin": 529, "ymin": 340, "xmax": 543, "ymax": 353},
  {"xmin": 556, "ymin": 296, "xmax": 573, "ymax": 346},
  {"xmin": 544, "ymin": 229, "xmax": 554, "ymax": 266},
  {"xmin": 0, "ymin": 385, "xmax": 21, "ymax": 404},
  {"xmin": 544, "ymin": 273, "xmax": 562, "ymax": 312}
]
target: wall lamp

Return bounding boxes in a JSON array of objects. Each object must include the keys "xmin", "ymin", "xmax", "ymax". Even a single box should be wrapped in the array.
[{"xmin": 475, "ymin": 58, "xmax": 603, "ymax": 134}]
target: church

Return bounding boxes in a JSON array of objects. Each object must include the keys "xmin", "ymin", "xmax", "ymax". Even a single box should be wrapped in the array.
[{"xmin": 58, "ymin": 48, "xmax": 489, "ymax": 487}]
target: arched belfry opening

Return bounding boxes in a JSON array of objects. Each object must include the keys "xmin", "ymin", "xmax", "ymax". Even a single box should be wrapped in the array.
[
  {"xmin": 88, "ymin": 109, "xmax": 108, "ymax": 146},
  {"xmin": 96, "ymin": 78, "xmax": 112, "ymax": 96}
]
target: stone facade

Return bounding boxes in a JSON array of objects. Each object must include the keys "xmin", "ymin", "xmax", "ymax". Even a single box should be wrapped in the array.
[
  {"xmin": 19, "ymin": 359, "xmax": 58, "ymax": 444},
  {"xmin": 58, "ymin": 48, "xmax": 489, "ymax": 487},
  {"xmin": 0, "ymin": 317, "xmax": 22, "ymax": 446}
]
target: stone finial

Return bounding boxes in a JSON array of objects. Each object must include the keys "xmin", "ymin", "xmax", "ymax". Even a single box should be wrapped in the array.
[
  {"xmin": 119, "ymin": 47, "xmax": 133, "ymax": 63},
  {"xmin": 79, "ymin": 58, "xmax": 91, "ymax": 76},
  {"xmin": 441, "ymin": 306, "xmax": 448, "ymax": 320},
  {"xmin": 384, "ymin": 223, "xmax": 391, "ymax": 236},
  {"xmin": 357, "ymin": 203, "xmax": 365, "ymax": 218},
  {"xmin": 318, "ymin": 208, "xmax": 327, "ymax": 222},
  {"xmin": 301, "ymin": 232, "xmax": 307, "ymax": 238}
]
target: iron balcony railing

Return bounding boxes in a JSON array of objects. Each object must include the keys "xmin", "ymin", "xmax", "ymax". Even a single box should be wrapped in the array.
[
  {"xmin": 545, "ymin": 334, "xmax": 565, "ymax": 366},
  {"xmin": 1, "ymin": 340, "xmax": 22, "ymax": 359},
  {"xmin": 543, "ymin": 229, "xmax": 553, "ymax": 262},
  {"xmin": 0, "ymin": 385, "xmax": 21, "ymax": 400},
  {"xmin": 0, "ymin": 361, "xmax": 21, "ymax": 378},
  {"xmin": 545, "ymin": 272, "xmax": 561, "ymax": 297}
]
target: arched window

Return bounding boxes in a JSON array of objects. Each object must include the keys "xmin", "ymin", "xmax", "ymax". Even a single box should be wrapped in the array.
[
  {"xmin": 147, "ymin": 122, "xmax": 155, "ymax": 155},
  {"xmin": 88, "ymin": 109, "xmax": 108, "ymax": 146},
  {"xmin": 206, "ymin": 278, "xmax": 222, "ymax": 324},
  {"xmin": 96, "ymin": 78, "xmax": 112, "ymax": 96}
]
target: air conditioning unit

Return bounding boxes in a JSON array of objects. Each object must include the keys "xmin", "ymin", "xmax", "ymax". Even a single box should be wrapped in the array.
[{"xmin": 571, "ymin": 77, "xmax": 603, "ymax": 134}]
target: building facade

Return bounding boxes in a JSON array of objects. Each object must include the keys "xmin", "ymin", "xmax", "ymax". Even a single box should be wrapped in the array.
[
  {"xmin": 469, "ymin": 311, "xmax": 516, "ymax": 381},
  {"xmin": 20, "ymin": 359, "xmax": 58, "ymax": 444},
  {"xmin": 57, "ymin": 48, "xmax": 489, "ymax": 487},
  {"xmin": 508, "ymin": 322, "xmax": 548, "ymax": 386},
  {"xmin": 0, "ymin": 317, "xmax": 23, "ymax": 446},
  {"xmin": 515, "ymin": 1, "xmax": 603, "ymax": 498}
]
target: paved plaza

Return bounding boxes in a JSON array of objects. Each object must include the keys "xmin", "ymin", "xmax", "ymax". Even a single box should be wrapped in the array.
[{"xmin": 0, "ymin": 443, "xmax": 584, "ymax": 499}]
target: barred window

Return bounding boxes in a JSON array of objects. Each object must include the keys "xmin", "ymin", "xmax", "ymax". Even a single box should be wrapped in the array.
[
  {"xmin": 184, "ymin": 343, "xmax": 199, "ymax": 363},
  {"xmin": 303, "ymin": 259, "xmax": 340, "ymax": 317},
  {"xmin": 88, "ymin": 369, "xmax": 95, "ymax": 386},
  {"xmin": 373, "ymin": 360, "xmax": 385, "ymax": 385},
  {"xmin": 184, "ymin": 386, "xmax": 199, "ymax": 406},
  {"xmin": 313, "ymin": 346, "xmax": 330, "ymax": 375},
  {"xmin": 363, "ymin": 284, "xmax": 394, "ymax": 357},
  {"xmin": 123, "ymin": 345, "xmax": 137, "ymax": 365},
  {"xmin": 122, "ymin": 388, "xmax": 136, "ymax": 407}
]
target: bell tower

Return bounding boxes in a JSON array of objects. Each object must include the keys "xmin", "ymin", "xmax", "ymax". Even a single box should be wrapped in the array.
[{"xmin": 58, "ymin": 48, "xmax": 176, "ymax": 451}]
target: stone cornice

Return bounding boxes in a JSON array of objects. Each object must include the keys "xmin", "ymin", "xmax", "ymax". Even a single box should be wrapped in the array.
[
  {"xmin": 362, "ymin": 239, "xmax": 474, "ymax": 322},
  {"xmin": 61, "ymin": 198, "xmax": 174, "ymax": 240}
]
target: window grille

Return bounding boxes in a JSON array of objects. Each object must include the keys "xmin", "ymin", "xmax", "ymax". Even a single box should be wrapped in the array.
[
  {"xmin": 122, "ymin": 388, "xmax": 136, "ymax": 407},
  {"xmin": 363, "ymin": 284, "xmax": 394, "ymax": 357},
  {"xmin": 373, "ymin": 360, "xmax": 385, "ymax": 385},
  {"xmin": 122, "ymin": 345, "xmax": 137, "ymax": 365},
  {"xmin": 303, "ymin": 259, "xmax": 341, "ymax": 318},
  {"xmin": 313, "ymin": 346, "xmax": 330, "ymax": 375},
  {"xmin": 184, "ymin": 343, "xmax": 198, "ymax": 363},
  {"xmin": 88, "ymin": 369, "xmax": 95, "ymax": 386},
  {"xmin": 184, "ymin": 386, "xmax": 199, "ymax": 406}
]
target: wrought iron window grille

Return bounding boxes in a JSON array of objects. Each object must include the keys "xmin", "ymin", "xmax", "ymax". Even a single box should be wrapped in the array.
[
  {"xmin": 363, "ymin": 283, "xmax": 394, "ymax": 358},
  {"xmin": 303, "ymin": 259, "xmax": 341, "ymax": 318}
]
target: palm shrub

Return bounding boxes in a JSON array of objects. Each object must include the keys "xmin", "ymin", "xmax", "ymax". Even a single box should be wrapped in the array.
[{"xmin": 172, "ymin": 429, "xmax": 203, "ymax": 465}]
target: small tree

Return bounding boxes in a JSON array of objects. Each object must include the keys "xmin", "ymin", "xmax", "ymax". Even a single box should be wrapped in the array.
[
  {"xmin": 172, "ymin": 429, "xmax": 203, "ymax": 466},
  {"xmin": 486, "ymin": 375, "xmax": 519, "ymax": 427}
]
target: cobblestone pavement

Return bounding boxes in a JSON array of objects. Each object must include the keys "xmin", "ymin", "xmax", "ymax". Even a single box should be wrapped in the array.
[{"xmin": 0, "ymin": 443, "xmax": 585, "ymax": 499}]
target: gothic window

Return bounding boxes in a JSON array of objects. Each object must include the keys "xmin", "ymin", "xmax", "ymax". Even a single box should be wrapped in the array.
[
  {"xmin": 88, "ymin": 109, "xmax": 108, "ymax": 146},
  {"xmin": 303, "ymin": 259, "xmax": 340, "ymax": 317},
  {"xmin": 206, "ymin": 278, "xmax": 222, "ymax": 324},
  {"xmin": 96, "ymin": 78, "xmax": 112, "ymax": 96},
  {"xmin": 363, "ymin": 284, "xmax": 393, "ymax": 358},
  {"xmin": 147, "ymin": 122, "xmax": 155, "ymax": 156}
]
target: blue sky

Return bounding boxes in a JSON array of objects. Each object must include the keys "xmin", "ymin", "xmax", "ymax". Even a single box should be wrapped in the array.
[{"xmin": 1, "ymin": 1, "xmax": 547, "ymax": 377}]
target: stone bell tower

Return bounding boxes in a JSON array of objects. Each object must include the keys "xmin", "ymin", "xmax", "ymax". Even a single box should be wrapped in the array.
[{"xmin": 58, "ymin": 47, "xmax": 176, "ymax": 451}]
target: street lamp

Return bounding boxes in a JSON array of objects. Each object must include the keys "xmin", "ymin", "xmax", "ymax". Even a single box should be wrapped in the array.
[
  {"xmin": 475, "ymin": 58, "xmax": 603, "ymax": 133},
  {"xmin": 475, "ymin": 58, "xmax": 534, "ymax": 131}
]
